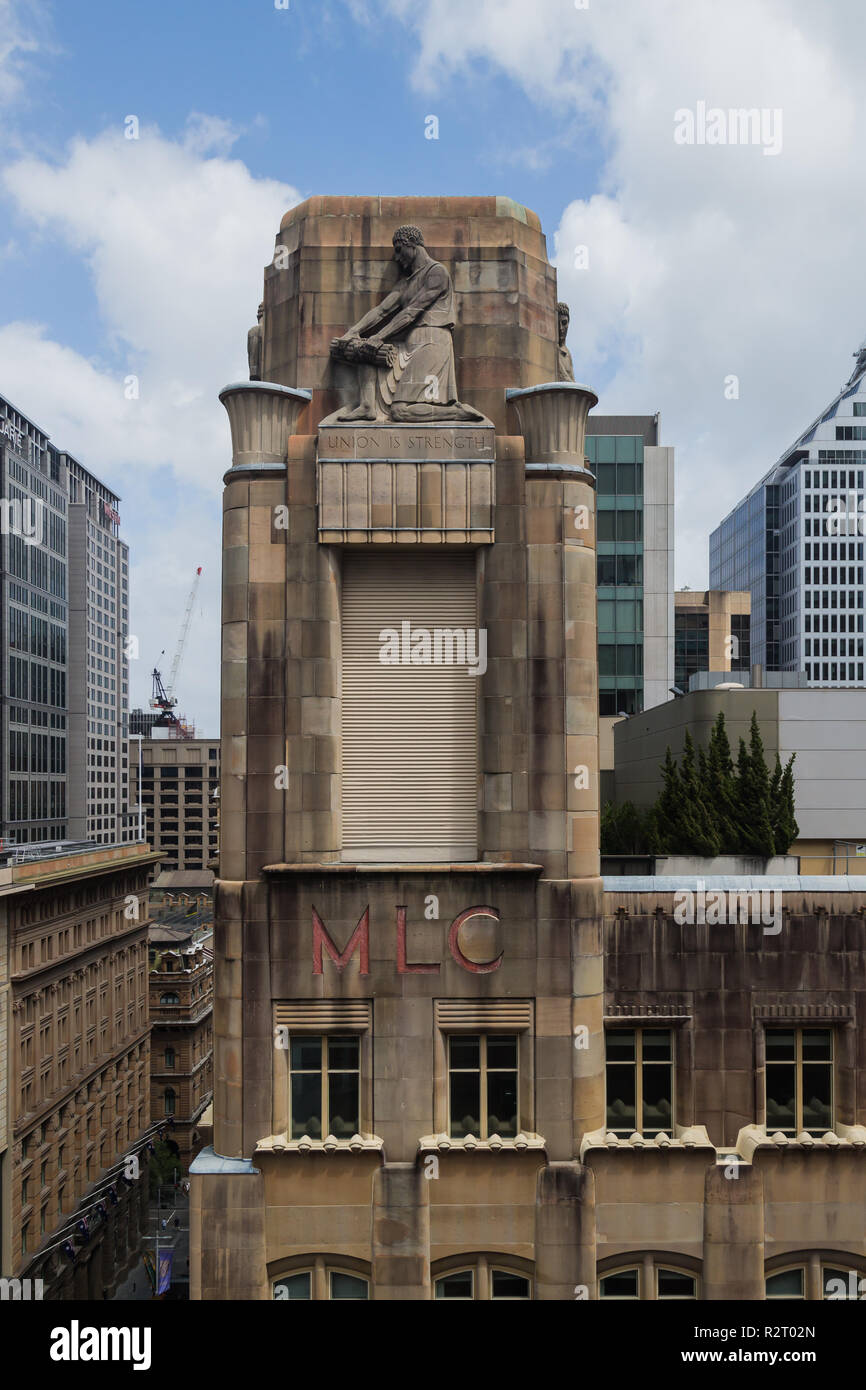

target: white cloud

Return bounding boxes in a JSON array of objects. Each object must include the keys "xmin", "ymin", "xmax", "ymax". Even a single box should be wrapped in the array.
[
  {"xmin": 0, "ymin": 0, "xmax": 47, "ymax": 107},
  {"xmin": 0, "ymin": 118, "xmax": 300, "ymax": 733},
  {"xmin": 377, "ymin": 0, "xmax": 866, "ymax": 587}
]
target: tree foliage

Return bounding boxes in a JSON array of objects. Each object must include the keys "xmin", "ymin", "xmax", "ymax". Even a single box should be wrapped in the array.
[{"xmin": 600, "ymin": 710, "xmax": 798, "ymax": 858}]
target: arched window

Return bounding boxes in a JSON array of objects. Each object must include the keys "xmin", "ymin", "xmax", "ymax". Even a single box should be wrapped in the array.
[
  {"xmin": 432, "ymin": 1254, "xmax": 532, "ymax": 1300},
  {"xmin": 272, "ymin": 1257, "xmax": 370, "ymax": 1300},
  {"xmin": 164, "ymin": 1088, "xmax": 176, "ymax": 1116},
  {"xmin": 766, "ymin": 1256, "xmax": 866, "ymax": 1301},
  {"xmin": 599, "ymin": 1257, "xmax": 699, "ymax": 1300},
  {"xmin": 159, "ymin": 992, "xmax": 179, "ymax": 1005},
  {"xmin": 164, "ymin": 1047, "xmax": 176, "ymax": 1070}
]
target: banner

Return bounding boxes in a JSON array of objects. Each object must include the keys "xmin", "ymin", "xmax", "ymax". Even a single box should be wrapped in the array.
[{"xmin": 156, "ymin": 1250, "xmax": 174, "ymax": 1297}]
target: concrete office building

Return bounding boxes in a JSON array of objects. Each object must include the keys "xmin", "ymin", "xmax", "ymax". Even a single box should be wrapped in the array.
[
  {"xmin": 711, "ymin": 338, "xmax": 866, "ymax": 685},
  {"xmin": 614, "ymin": 683, "xmax": 866, "ymax": 874},
  {"xmin": 1, "ymin": 840, "xmax": 159, "ymax": 1298},
  {"xmin": 674, "ymin": 589, "xmax": 751, "ymax": 692},
  {"xmin": 130, "ymin": 737, "xmax": 220, "ymax": 873},
  {"xmin": 63, "ymin": 454, "xmax": 132, "ymax": 845},
  {"xmin": 0, "ymin": 393, "xmax": 70, "ymax": 844},
  {"xmin": 190, "ymin": 197, "xmax": 866, "ymax": 1302}
]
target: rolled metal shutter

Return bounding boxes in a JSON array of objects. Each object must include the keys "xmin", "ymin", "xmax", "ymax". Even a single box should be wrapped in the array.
[{"xmin": 341, "ymin": 553, "xmax": 478, "ymax": 862}]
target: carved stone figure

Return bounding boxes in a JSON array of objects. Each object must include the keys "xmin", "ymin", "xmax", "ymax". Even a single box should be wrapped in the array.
[
  {"xmin": 556, "ymin": 301, "xmax": 576, "ymax": 383},
  {"xmin": 322, "ymin": 227, "xmax": 489, "ymax": 425},
  {"xmin": 247, "ymin": 302, "xmax": 264, "ymax": 381}
]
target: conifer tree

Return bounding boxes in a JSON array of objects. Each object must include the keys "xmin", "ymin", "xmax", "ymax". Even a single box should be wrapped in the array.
[
  {"xmin": 733, "ymin": 713, "xmax": 776, "ymax": 857},
  {"xmin": 679, "ymin": 731, "xmax": 721, "ymax": 856}
]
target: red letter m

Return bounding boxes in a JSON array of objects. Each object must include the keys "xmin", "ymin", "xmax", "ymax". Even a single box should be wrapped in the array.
[{"xmin": 312, "ymin": 906, "xmax": 370, "ymax": 975}]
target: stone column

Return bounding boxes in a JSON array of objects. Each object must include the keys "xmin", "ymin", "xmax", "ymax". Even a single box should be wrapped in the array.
[
  {"xmin": 703, "ymin": 1163, "xmax": 765, "ymax": 1299},
  {"xmin": 506, "ymin": 383, "xmax": 600, "ymax": 880},
  {"xmin": 507, "ymin": 384, "xmax": 606, "ymax": 1152},
  {"xmin": 535, "ymin": 1162, "xmax": 596, "ymax": 1300},
  {"xmin": 371, "ymin": 1164, "xmax": 430, "ymax": 1300},
  {"xmin": 217, "ymin": 382, "xmax": 311, "ymax": 884}
]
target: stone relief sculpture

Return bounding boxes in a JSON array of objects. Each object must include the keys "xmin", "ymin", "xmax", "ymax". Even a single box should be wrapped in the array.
[
  {"xmin": 321, "ymin": 226, "xmax": 490, "ymax": 425},
  {"xmin": 556, "ymin": 301, "xmax": 576, "ymax": 383},
  {"xmin": 247, "ymin": 302, "xmax": 264, "ymax": 381}
]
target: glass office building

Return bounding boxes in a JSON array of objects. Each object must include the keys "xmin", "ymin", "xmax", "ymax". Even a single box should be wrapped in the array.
[
  {"xmin": 587, "ymin": 415, "xmax": 674, "ymax": 715},
  {"xmin": 711, "ymin": 339, "xmax": 866, "ymax": 685}
]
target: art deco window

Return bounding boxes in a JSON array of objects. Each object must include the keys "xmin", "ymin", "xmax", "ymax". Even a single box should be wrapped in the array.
[
  {"xmin": 273, "ymin": 1260, "xmax": 369, "ymax": 1300},
  {"xmin": 606, "ymin": 1028, "xmax": 674, "ymax": 1135},
  {"xmin": 434, "ymin": 1256, "xmax": 532, "ymax": 1300},
  {"xmin": 448, "ymin": 1035, "xmax": 518, "ymax": 1140},
  {"xmin": 599, "ymin": 1264, "xmax": 697, "ymax": 1300},
  {"xmin": 289, "ymin": 1035, "xmax": 360, "ymax": 1141},
  {"xmin": 765, "ymin": 1029, "xmax": 833, "ymax": 1135}
]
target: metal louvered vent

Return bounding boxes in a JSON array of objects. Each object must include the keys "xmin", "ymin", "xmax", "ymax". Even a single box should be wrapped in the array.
[
  {"xmin": 341, "ymin": 553, "xmax": 479, "ymax": 862},
  {"xmin": 434, "ymin": 999, "xmax": 533, "ymax": 1029},
  {"xmin": 274, "ymin": 1001, "xmax": 372, "ymax": 1029}
]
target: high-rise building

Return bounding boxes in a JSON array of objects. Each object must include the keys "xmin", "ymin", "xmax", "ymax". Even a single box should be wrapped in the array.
[
  {"xmin": 587, "ymin": 414, "xmax": 675, "ymax": 717},
  {"xmin": 0, "ymin": 392, "xmax": 134, "ymax": 849},
  {"xmin": 710, "ymin": 339, "xmax": 866, "ymax": 685},
  {"xmin": 129, "ymin": 737, "xmax": 220, "ymax": 872},
  {"xmin": 63, "ymin": 453, "xmax": 132, "ymax": 844},
  {"xmin": 0, "ymin": 393, "xmax": 70, "ymax": 844},
  {"xmin": 1, "ymin": 840, "xmax": 159, "ymax": 1298},
  {"xmin": 674, "ymin": 589, "xmax": 751, "ymax": 692}
]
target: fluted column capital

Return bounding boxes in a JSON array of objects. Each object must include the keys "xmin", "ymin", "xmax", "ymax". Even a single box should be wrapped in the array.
[
  {"xmin": 506, "ymin": 382, "xmax": 598, "ymax": 476},
  {"xmin": 218, "ymin": 382, "xmax": 311, "ymax": 473}
]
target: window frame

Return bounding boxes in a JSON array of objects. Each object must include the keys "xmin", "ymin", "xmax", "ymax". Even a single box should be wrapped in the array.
[
  {"xmin": 605, "ymin": 1026, "xmax": 675, "ymax": 1137},
  {"xmin": 270, "ymin": 1254, "xmax": 371, "ymax": 1301},
  {"xmin": 433, "ymin": 1002, "xmax": 534, "ymax": 1140},
  {"xmin": 598, "ymin": 1254, "xmax": 700, "ymax": 1301},
  {"xmin": 288, "ymin": 1032, "xmax": 362, "ymax": 1142},
  {"xmin": 432, "ymin": 1253, "xmax": 534, "ymax": 1301},
  {"xmin": 763, "ymin": 1026, "xmax": 834, "ymax": 1136},
  {"xmin": 447, "ymin": 1033, "xmax": 519, "ymax": 1141}
]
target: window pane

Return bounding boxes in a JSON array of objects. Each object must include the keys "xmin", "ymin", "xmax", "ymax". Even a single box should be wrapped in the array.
[
  {"xmin": 435, "ymin": 1270, "xmax": 473, "ymax": 1300},
  {"xmin": 606, "ymin": 1030, "xmax": 635, "ymax": 1061},
  {"xmin": 766, "ymin": 1268, "xmax": 804, "ymax": 1298},
  {"xmin": 450, "ymin": 1071, "xmax": 480, "ymax": 1138},
  {"xmin": 600, "ymin": 1269, "xmax": 639, "ymax": 1298},
  {"xmin": 487, "ymin": 1069, "xmax": 518, "ymax": 1138},
  {"xmin": 328, "ymin": 1071, "xmax": 360, "ymax": 1137},
  {"xmin": 802, "ymin": 1065, "xmax": 832, "ymax": 1133},
  {"xmin": 657, "ymin": 1269, "xmax": 696, "ymax": 1299},
  {"xmin": 491, "ymin": 1270, "xmax": 530, "ymax": 1299},
  {"xmin": 641, "ymin": 1030, "xmax": 671, "ymax": 1061},
  {"xmin": 642, "ymin": 1065, "xmax": 673, "ymax": 1133},
  {"xmin": 823, "ymin": 1268, "xmax": 856, "ymax": 1300},
  {"xmin": 802, "ymin": 1029, "xmax": 832, "ymax": 1061},
  {"xmin": 328, "ymin": 1036, "xmax": 359, "ymax": 1070},
  {"xmin": 330, "ymin": 1272, "xmax": 368, "ymax": 1300},
  {"xmin": 766, "ymin": 1030, "xmax": 795, "ymax": 1061},
  {"xmin": 291, "ymin": 1036, "xmax": 322, "ymax": 1071},
  {"xmin": 274, "ymin": 1272, "xmax": 311, "ymax": 1300},
  {"xmin": 606, "ymin": 1066, "xmax": 636, "ymax": 1132},
  {"xmin": 597, "ymin": 511, "xmax": 616, "ymax": 542},
  {"xmin": 596, "ymin": 462, "xmax": 616, "ymax": 494},
  {"xmin": 291, "ymin": 1073, "xmax": 322, "ymax": 1139},
  {"xmin": 450, "ymin": 1035, "xmax": 480, "ymax": 1069},
  {"xmin": 766, "ymin": 1064, "xmax": 796, "ymax": 1132},
  {"xmin": 487, "ymin": 1035, "xmax": 517, "ymax": 1069}
]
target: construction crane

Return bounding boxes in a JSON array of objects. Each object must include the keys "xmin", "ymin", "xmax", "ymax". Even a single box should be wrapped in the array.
[{"xmin": 150, "ymin": 567, "xmax": 203, "ymax": 731}]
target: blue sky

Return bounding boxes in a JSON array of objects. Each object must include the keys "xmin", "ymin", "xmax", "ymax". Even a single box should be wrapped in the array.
[{"xmin": 1, "ymin": 0, "xmax": 865, "ymax": 733}]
